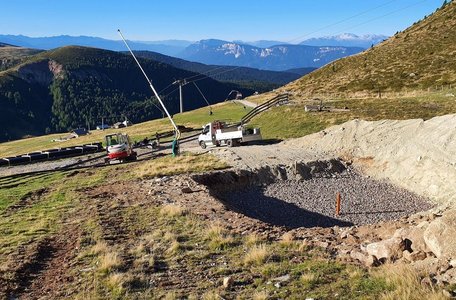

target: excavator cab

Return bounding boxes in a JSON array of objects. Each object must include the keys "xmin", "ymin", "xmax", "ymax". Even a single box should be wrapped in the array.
[{"xmin": 105, "ymin": 133, "xmax": 137, "ymax": 163}]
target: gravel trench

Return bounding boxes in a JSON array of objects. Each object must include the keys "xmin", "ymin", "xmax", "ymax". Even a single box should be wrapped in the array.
[{"xmin": 219, "ymin": 168, "xmax": 434, "ymax": 228}]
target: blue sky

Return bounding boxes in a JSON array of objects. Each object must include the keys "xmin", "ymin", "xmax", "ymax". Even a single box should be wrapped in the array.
[{"xmin": 0, "ymin": 0, "xmax": 444, "ymax": 42}]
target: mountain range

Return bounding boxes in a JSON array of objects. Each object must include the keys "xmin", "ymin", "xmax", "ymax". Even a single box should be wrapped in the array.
[
  {"xmin": 131, "ymin": 51, "xmax": 313, "ymax": 88},
  {"xmin": 0, "ymin": 35, "xmax": 192, "ymax": 56},
  {"xmin": 300, "ymin": 33, "xmax": 388, "ymax": 48},
  {"xmin": 0, "ymin": 34, "xmax": 384, "ymax": 71},
  {"xmin": 176, "ymin": 39, "xmax": 364, "ymax": 71}
]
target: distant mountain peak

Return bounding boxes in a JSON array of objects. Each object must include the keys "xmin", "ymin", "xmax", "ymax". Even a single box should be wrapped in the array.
[
  {"xmin": 178, "ymin": 39, "xmax": 363, "ymax": 71},
  {"xmin": 301, "ymin": 33, "xmax": 389, "ymax": 48}
]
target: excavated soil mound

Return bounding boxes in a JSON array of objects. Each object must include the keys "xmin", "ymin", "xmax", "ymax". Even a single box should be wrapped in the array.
[{"xmin": 285, "ymin": 114, "xmax": 456, "ymax": 206}]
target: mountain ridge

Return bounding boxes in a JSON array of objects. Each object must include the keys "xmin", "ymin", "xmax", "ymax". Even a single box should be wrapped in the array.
[
  {"xmin": 177, "ymin": 39, "xmax": 364, "ymax": 71},
  {"xmin": 0, "ymin": 46, "xmax": 253, "ymax": 141}
]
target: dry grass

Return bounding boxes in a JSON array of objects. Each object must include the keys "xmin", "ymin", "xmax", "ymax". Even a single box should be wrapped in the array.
[
  {"xmin": 252, "ymin": 290, "xmax": 269, "ymax": 300},
  {"xmin": 202, "ymin": 291, "xmax": 220, "ymax": 300},
  {"xmin": 132, "ymin": 255, "xmax": 155, "ymax": 273},
  {"xmin": 300, "ymin": 273, "xmax": 317, "ymax": 285},
  {"xmin": 167, "ymin": 240, "xmax": 183, "ymax": 255},
  {"xmin": 135, "ymin": 152, "xmax": 228, "ymax": 178},
  {"xmin": 163, "ymin": 231, "xmax": 177, "ymax": 242},
  {"xmin": 160, "ymin": 204, "xmax": 186, "ymax": 218},
  {"xmin": 163, "ymin": 291, "xmax": 178, "ymax": 300},
  {"xmin": 130, "ymin": 242, "xmax": 146, "ymax": 257},
  {"xmin": 206, "ymin": 223, "xmax": 234, "ymax": 251},
  {"xmin": 90, "ymin": 241, "xmax": 108, "ymax": 255},
  {"xmin": 280, "ymin": 232, "xmax": 295, "ymax": 246},
  {"xmin": 244, "ymin": 233, "xmax": 263, "ymax": 246},
  {"xmin": 374, "ymin": 264, "xmax": 446, "ymax": 300},
  {"xmin": 107, "ymin": 272, "xmax": 127, "ymax": 290},
  {"xmin": 244, "ymin": 244, "xmax": 269, "ymax": 266},
  {"xmin": 99, "ymin": 251, "xmax": 123, "ymax": 273}
]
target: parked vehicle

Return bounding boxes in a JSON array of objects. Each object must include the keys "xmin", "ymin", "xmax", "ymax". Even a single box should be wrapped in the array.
[
  {"xmin": 105, "ymin": 133, "xmax": 137, "ymax": 163},
  {"xmin": 198, "ymin": 121, "xmax": 261, "ymax": 149}
]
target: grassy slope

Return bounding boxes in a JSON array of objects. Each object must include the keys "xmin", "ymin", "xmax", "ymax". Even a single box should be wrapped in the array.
[
  {"xmin": 0, "ymin": 153, "xmax": 446, "ymax": 299},
  {"xmin": 251, "ymin": 89, "xmax": 456, "ymax": 140},
  {"xmin": 0, "ymin": 102, "xmax": 250, "ymax": 157},
  {"xmin": 0, "ymin": 46, "xmax": 42, "ymax": 71},
  {"xmin": 283, "ymin": 1, "xmax": 456, "ymax": 96}
]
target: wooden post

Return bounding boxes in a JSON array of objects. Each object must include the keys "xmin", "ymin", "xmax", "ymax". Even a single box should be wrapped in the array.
[{"xmin": 336, "ymin": 192, "xmax": 341, "ymax": 216}]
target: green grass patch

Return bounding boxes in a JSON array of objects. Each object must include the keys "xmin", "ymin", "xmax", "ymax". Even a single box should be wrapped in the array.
[
  {"xmin": 0, "ymin": 102, "xmax": 250, "ymax": 158},
  {"xmin": 251, "ymin": 92, "xmax": 456, "ymax": 139}
]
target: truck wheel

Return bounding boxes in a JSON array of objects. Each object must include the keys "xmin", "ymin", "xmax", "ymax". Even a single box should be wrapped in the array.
[
  {"xmin": 199, "ymin": 141, "xmax": 207, "ymax": 149},
  {"xmin": 227, "ymin": 139, "xmax": 233, "ymax": 147}
]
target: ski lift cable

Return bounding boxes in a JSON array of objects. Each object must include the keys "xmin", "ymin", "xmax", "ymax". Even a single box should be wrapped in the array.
[
  {"xmin": 182, "ymin": 65, "xmax": 230, "ymax": 82},
  {"xmin": 185, "ymin": 65, "xmax": 245, "ymax": 85},
  {"xmin": 287, "ymin": 0, "xmax": 399, "ymax": 43},
  {"xmin": 117, "ymin": 29, "xmax": 180, "ymax": 140},
  {"xmin": 330, "ymin": 0, "xmax": 429, "ymax": 37},
  {"xmin": 192, "ymin": 81, "xmax": 212, "ymax": 109},
  {"xmin": 158, "ymin": 82, "xmax": 175, "ymax": 94}
]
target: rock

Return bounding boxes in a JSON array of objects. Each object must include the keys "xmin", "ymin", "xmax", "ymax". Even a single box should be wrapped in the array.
[
  {"xmin": 223, "ymin": 276, "xmax": 234, "ymax": 289},
  {"xmin": 423, "ymin": 209, "xmax": 456, "ymax": 258},
  {"xmin": 450, "ymin": 259, "xmax": 456, "ymax": 268},
  {"xmin": 364, "ymin": 255, "xmax": 378, "ymax": 267},
  {"xmin": 411, "ymin": 257, "xmax": 442, "ymax": 275},
  {"xmin": 434, "ymin": 268, "xmax": 456, "ymax": 285},
  {"xmin": 181, "ymin": 187, "xmax": 193, "ymax": 194},
  {"xmin": 421, "ymin": 276, "xmax": 436, "ymax": 288},
  {"xmin": 365, "ymin": 237, "xmax": 405, "ymax": 261},
  {"xmin": 350, "ymin": 250, "xmax": 366, "ymax": 262},
  {"xmin": 272, "ymin": 274, "xmax": 290, "ymax": 283},
  {"xmin": 315, "ymin": 241, "xmax": 329, "ymax": 249},
  {"xmin": 442, "ymin": 290, "xmax": 452, "ymax": 298},
  {"xmin": 403, "ymin": 250, "xmax": 427, "ymax": 262},
  {"xmin": 394, "ymin": 223, "xmax": 430, "ymax": 253},
  {"xmin": 350, "ymin": 250, "xmax": 377, "ymax": 267}
]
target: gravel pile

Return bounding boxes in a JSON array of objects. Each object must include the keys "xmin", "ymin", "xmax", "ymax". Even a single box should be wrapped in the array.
[{"xmin": 220, "ymin": 168, "xmax": 434, "ymax": 228}]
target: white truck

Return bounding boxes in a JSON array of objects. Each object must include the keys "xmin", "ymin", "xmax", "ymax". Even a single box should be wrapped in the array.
[{"xmin": 198, "ymin": 121, "xmax": 262, "ymax": 149}]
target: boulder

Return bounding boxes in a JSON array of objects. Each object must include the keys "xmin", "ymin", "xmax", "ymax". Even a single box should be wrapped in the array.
[
  {"xmin": 350, "ymin": 250, "xmax": 378, "ymax": 267},
  {"xmin": 423, "ymin": 209, "xmax": 456, "ymax": 258},
  {"xmin": 365, "ymin": 237, "xmax": 405, "ymax": 261},
  {"xmin": 394, "ymin": 222, "xmax": 430, "ymax": 253},
  {"xmin": 411, "ymin": 257, "xmax": 442, "ymax": 275},
  {"xmin": 403, "ymin": 250, "xmax": 427, "ymax": 262},
  {"xmin": 434, "ymin": 268, "xmax": 456, "ymax": 285},
  {"xmin": 223, "ymin": 276, "xmax": 234, "ymax": 289}
]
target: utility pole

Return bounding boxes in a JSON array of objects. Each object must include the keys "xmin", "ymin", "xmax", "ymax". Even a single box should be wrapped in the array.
[{"xmin": 173, "ymin": 79, "xmax": 188, "ymax": 113}]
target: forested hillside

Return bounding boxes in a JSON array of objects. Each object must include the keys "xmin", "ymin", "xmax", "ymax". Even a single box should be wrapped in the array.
[{"xmin": 0, "ymin": 46, "xmax": 252, "ymax": 142}]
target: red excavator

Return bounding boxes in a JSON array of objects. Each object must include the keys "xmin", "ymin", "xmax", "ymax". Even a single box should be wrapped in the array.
[{"xmin": 105, "ymin": 133, "xmax": 137, "ymax": 163}]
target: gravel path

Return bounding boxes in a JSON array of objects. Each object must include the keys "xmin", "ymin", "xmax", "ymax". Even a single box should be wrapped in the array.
[{"xmin": 219, "ymin": 169, "xmax": 434, "ymax": 228}]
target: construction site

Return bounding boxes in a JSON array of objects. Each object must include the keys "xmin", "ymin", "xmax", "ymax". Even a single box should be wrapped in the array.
[{"xmin": 2, "ymin": 2, "xmax": 456, "ymax": 298}]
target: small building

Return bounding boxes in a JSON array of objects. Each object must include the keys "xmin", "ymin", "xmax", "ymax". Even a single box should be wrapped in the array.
[
  {"xmin": 96, "ymin": 124, "xmax": 111, "ymax": 130},
  {"xmin": 70, "ymin": 128, "xmax": 89, "ymax": 138},
  {"xmin": 113, "ymin": 122, "xmax": 126, "ymax": 129}
]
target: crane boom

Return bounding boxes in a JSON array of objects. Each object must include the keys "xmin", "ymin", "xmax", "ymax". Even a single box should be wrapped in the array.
[{"xmin": 117, "ymin": 29, "xmax": 181, "ymax": 141}]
